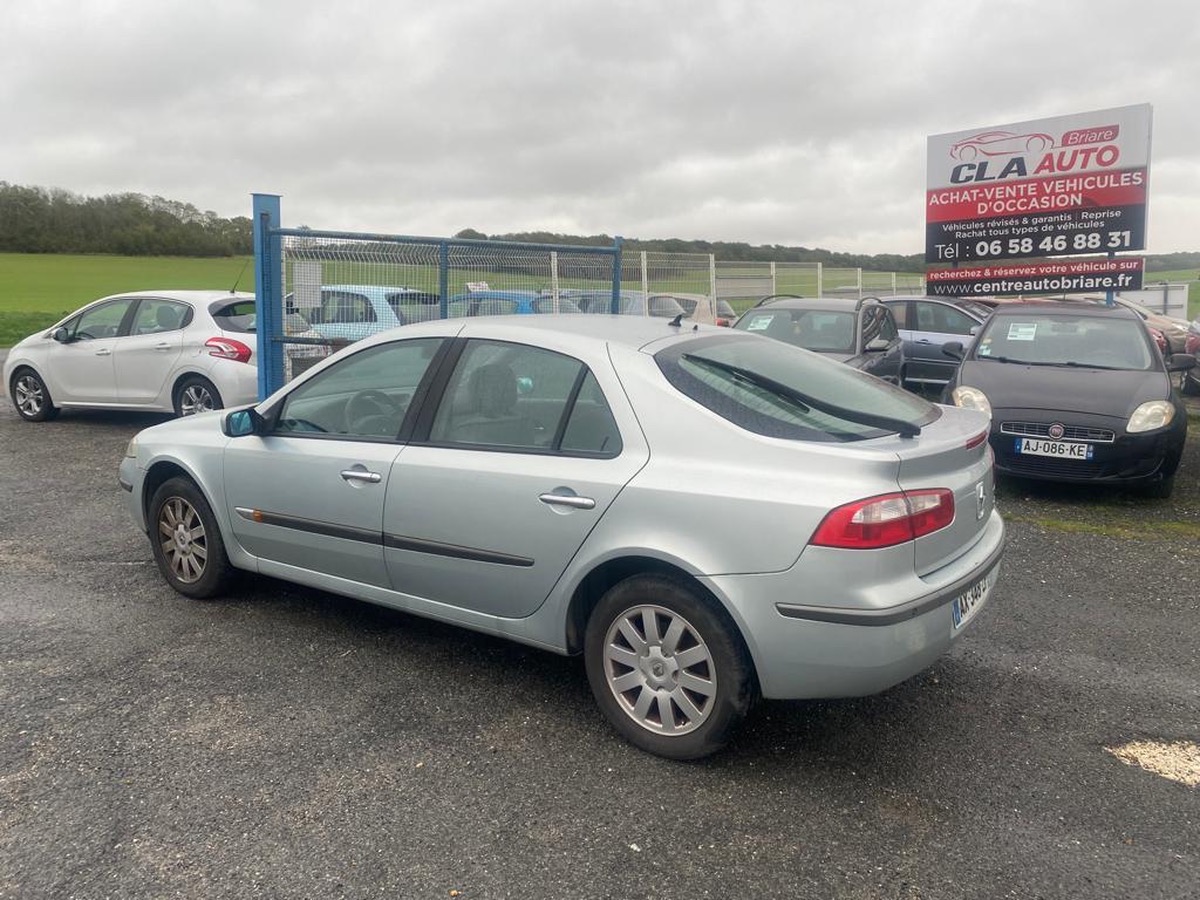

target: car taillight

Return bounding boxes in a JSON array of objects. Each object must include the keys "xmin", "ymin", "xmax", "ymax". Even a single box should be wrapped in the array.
[
  {"xmin": 965, "ymin": 430, "xmax": 988, "ymax": 450},
  {"xmin": 205, "ymin": 337, "xmax": 253, "ymax": 364},
  {"xmin": 810, "ymin": 489, "xmax": 955, "ymax": 549}
]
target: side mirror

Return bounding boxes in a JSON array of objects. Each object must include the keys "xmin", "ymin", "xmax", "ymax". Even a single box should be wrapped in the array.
[
  {"xmin": 222, "ymin": 407, "xmax": 264, "ymax": 437},
  {"xmin": 865, "ymin": 337, "xmax": 891, "ymax": 352},
  {"xmin": 1166, "ymin": 353, "xmax": 1197, "ymax": 373},
  {"xmin": 51, "ymin": 327, "xmax": 69, "ymax": 343},
  {"xmin": 942, "ymin": 341, "xmax": 965, "ymax": 360}
]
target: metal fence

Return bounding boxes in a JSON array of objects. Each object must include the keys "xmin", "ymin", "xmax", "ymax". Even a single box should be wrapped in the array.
[{"xmin": 251, "ymin": 194, "xmax": 927, "ymax": 398}]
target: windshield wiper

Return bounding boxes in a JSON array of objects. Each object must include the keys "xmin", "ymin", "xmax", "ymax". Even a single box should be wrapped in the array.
[{"xmin": 682, "ymin": 354, "xmax": 921, "ymax": 438}]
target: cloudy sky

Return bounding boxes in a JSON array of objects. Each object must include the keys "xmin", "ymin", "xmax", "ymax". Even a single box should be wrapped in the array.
[{"xmin": 3, "ymin": 0, "xmax": 1197, "ymax": 255}]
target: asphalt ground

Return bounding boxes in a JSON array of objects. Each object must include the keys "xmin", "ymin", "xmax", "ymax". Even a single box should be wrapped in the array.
[{"xmin": 1, "ymin": 374, "xmax": 1197, "ymax": 899}]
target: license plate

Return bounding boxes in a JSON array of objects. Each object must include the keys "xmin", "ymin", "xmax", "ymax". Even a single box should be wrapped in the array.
[
  {"xmin": 1014, "ymin": 437, "xmax": 1093, "ymax": 460},
  {"xmin": 952, "ymin": 571, "xmax": 992, "ymax": 630}
]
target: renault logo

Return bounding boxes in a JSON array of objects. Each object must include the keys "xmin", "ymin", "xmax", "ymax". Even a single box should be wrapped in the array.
[{"xmin": 976, "ymin": 482, "xmax": 987, "ymax": 520}]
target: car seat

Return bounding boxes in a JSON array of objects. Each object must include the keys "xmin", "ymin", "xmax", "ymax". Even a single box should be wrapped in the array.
[{"xmin": 445, "ymin": 363, "xmax": 537, "ymax": 446}]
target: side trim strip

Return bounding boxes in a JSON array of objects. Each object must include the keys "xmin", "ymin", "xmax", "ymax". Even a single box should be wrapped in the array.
[
  {"xmin": 234, "ymin": 507, "xmax": 382, "ymax": 545},
  {"xmin": 775, "ymin": 540, "xmax": 1004, "ymax": 627},
  {"xmin": 232, "ymin": 507, "xmax": 533, "ymax": 568},
  {"xmin": 384, "ymin": 533, "xmax": 534, "ymax": 568}
]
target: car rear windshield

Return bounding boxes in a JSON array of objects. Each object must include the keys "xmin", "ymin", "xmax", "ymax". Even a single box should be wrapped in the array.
[{"xmin": 655, "ymin": 334, "xmax": 939, "ymax": 442}]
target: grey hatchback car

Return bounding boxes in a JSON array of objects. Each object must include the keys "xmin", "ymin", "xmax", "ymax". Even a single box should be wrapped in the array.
[{"xmin": 119, "ymin": 315, "xmax": 1004, "ymax": 759}]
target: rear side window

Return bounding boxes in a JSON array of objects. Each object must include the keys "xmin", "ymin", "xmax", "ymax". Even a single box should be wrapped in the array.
[
  {"xmin": 428, "ymin": 340, "xmax": 621, "ymax": 456},
  {"xmin": 656, "ymin": 334, "xmax": 938, "ymax": 442}
]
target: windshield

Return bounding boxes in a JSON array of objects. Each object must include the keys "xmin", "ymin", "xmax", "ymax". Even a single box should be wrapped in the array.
[
  {"xmin": 973, "ymin": 314, "xmax": 1154, "ymax": 370},
  {"xmin": 656, "ymin": 334, "xmax": 937, "ymax": 442}
]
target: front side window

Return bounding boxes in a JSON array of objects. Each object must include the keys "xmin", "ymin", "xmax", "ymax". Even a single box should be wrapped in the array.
[
  {"xmin": 860, "ymin": 306, "xmax": 897, "ymax": 346},
  {"xmin": 656, "ymin": 334, "xmax": 938, "ymax": 442},
  {"xmin": 274, "ymin": 337, "xmax": 444, "ymax": 438},
  {"xmin": 67, "ymin": 299, "xmax": 136, "ymax": 340}
]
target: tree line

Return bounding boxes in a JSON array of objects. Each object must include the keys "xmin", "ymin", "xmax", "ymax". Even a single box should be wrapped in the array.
[
  {"xmin": 2, "ymin": 182, "xmax": 1194, "ymax": 274},
  {"xmin": 0, "ymin": 183, "xmax": 253, "ymax": 257}
]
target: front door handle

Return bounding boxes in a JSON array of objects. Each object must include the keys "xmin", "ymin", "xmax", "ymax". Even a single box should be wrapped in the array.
[
  {"xmin": 94, "ymin": 348, "xmax": 112, "ymax": 356},
  {"xmin": 340, "ymin": 468, "xmax": 382, "ymax": 484}
]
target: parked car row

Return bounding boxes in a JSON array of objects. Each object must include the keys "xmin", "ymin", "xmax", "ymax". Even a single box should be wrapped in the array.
[{"xmin": 7, "ymin": 287, "xmax": 1195, "ymax": 501}]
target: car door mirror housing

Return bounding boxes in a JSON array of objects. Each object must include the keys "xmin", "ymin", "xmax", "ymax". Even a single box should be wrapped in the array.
[
  {"xmin": 1166, "ymin": 353, "xmax": 1197, "ymax": 373},
  {"xmin": 865, "ymin": 337, "xmax": 891, "ymax": 352},
  {"xmin": 942, "ymin": 341, "xmax": 965, "ymax": 360},
  {"xmin": 222, "ymin": 407, "xmax": 264, "ymax": 437},
  {"xmin": 51, "ymin": 326, "xmax": 69, "ymax": 343}
]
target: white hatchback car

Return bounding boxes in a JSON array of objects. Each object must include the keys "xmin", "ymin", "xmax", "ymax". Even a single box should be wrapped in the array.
[{"xmin": 4, "ymin": 290, "xmax": 264, "ymax": 421}]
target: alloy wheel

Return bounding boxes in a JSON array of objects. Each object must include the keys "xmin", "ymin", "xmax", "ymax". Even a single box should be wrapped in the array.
[
  {"xmin": 157, "ymin": 496, "xmax": 209, "ymax": 584},
  {"xmin": 600, "ymin": 604, "xmax": 717, "ymax": 736}
]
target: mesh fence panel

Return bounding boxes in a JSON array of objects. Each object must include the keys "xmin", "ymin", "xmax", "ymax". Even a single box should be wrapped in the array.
[{"xmin": 275, "ymin": 233, "xmax": 619, "ymax": 380}]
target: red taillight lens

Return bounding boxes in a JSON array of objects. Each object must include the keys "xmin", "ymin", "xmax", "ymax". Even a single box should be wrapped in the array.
[
  {"xmin": 205, "ymin": 337, "xmax": 253, "ymax": 364},
  {"xmin": 810, "ymin": 489, "xmax": 955, "ymax": 549},
  {"xmin": 965, "ymin": 430, "xmax": 988, "ymax": 450}
]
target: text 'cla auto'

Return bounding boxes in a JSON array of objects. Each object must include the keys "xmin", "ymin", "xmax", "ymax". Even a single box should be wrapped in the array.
[{"xmin": 119, "ymin": 315, "xmax": 1004, "ymax": 759}]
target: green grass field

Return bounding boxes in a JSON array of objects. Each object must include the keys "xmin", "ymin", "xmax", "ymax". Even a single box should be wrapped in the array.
[
  {"xmin": 0, "ymin": 254, "xmax": 254, "ymax": 347},
  {"xmin": 1, "ymin": 253, "xmax": 1196, "ymax": 348}
]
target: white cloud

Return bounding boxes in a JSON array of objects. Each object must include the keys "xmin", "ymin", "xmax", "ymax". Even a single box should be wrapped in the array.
[{"xmin": 2, "ymin": 0, "xmax": 1196, "ymax": 252}]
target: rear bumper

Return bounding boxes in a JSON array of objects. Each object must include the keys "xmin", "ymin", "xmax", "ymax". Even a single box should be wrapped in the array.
[{"xmin": 705, "ymin": 510, "xmax": 1004, "ymax": 699}]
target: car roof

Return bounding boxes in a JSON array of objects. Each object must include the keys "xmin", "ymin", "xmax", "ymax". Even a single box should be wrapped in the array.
[
  {"xmin": 97, "ymin": 289, "xmax": 254, "ymax": 304},
  {"xmin": 755, "ymin": 296, "xmax": 874, "ymax": 312},
  {"xmin": 351, "ymin": 311, "xmax": 728, "ymax": 353},
  {"xmin": 322, "ymin": 284, "xmax": 421, "ymax": 298}
]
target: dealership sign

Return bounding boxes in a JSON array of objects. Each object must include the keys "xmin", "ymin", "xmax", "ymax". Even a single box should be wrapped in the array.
[{"xmin": 925, "ymin": 104, "xmax": 1153, "ymax": 267}]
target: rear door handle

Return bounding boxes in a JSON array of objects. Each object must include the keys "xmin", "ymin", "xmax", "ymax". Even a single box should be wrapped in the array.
[
  {"xmin": 340, "ymin": 468, "xmax": 382, "ymax": 484},
  {"xmin": 95, "ymin": 348, "xmax": 112, "ymax": 356},
  {"xmin": 539, "ymin": 493, "xmax": 596, "ymax": 510}
]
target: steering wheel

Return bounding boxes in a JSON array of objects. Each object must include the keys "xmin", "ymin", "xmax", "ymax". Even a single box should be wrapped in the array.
[{"xmin": 345, "ymin": 390, "xmax": 401, "ymax": 435}]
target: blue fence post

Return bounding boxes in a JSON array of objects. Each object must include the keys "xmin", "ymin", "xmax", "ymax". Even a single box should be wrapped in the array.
[
  {"xmin": 252, "ymin": 193, "xmax": 284, "ymax": 398},
  {"xmin": 610, "ymin": 235, "xmax": 624, "ymax": 314},
  {"xmin": 439, "ymin": 241, "xmax": 450, "ymax": 319}
]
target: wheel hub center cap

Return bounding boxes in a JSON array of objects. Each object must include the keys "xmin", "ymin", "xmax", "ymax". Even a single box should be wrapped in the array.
[
  {"xmin": 640, "ymin": 646, "xmax": 678, "ymax": 689},
  {"xmin": 174, "ymin": 524, "xmax": 191, "ymax": 552}
]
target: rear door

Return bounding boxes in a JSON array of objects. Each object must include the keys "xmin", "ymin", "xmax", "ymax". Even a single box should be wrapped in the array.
[
  {"xmin": 382, "ymin": 337, "xmax": 648, "ymax": 618},
  {"xmin": 114, "ymin": 297, "xmax": 188, "ymax": 405}
]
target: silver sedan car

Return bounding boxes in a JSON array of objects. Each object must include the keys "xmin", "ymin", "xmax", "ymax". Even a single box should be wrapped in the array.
[{"xmin": 119, "ymin": 315, "xmax": 1004, "ymax": 759}]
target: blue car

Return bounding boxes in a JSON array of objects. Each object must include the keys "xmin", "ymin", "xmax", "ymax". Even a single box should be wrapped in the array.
[
  {"xmin": 451, "ymin": 289, "xmax": 583, "ymax": 316},
  {"xmin": 297, "ymin": 284, "xmax": 442, "ymax": 342}
]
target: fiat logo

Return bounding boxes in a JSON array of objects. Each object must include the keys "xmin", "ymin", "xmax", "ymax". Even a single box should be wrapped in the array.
[{"xmin": 1048, "ymin": 423, "xmax": 1065, "ymax": 439}]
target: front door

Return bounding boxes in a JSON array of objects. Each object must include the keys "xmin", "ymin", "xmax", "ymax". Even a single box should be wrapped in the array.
[{"xmin": 221, "ymin": 336, "xmax": 448, "ymax": 589}]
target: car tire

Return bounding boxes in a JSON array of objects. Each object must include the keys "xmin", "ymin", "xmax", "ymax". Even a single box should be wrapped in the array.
[
  {"xmin": 174, "ymin": 376, "xmax": 222, "ymax": 417},
  {"xmin": 584, "ymin": 574, "xmax": 756, "ymax": 760},
  {"xmin": 1181, "ymin": 371, "xmax": 1200, "ymax": 396},
  {"xmin": 1143, "ymin": 473, "xmax": 1176, "ymax": 500},
  {"xmin": 9, "ymin": 367, "xmax": 60, "ymax": 422},
  {"xmin": 148, "ymin": 476, "xmax": 235, "ymax": 599}
]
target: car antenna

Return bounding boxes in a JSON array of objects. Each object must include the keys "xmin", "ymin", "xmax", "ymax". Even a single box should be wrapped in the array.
[
  {"xmin": 230, "ymin": 258, "xmax": 251, "ymax": 294},
  {"xmin": 668, "ymin": 313, "xmax": 684, "ymax": 327}
]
